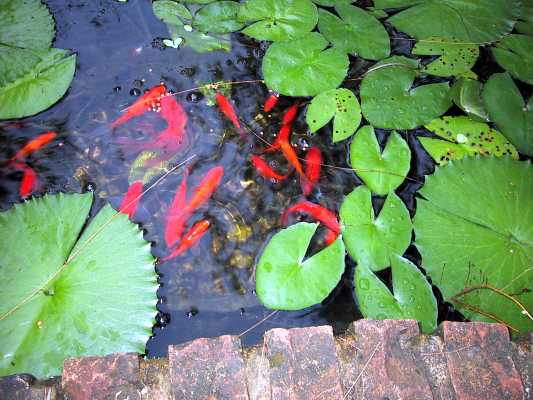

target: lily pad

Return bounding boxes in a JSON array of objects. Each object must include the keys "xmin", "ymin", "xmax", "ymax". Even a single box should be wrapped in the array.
[
  {"xmin": 340, "ymin": 186, "xmax": 412, "ymax": 271},
  {"xmin": 412, "ymin": 37, "xmax": 479, "ymax": 77},
  {"xmin": 262, "ymin": 32, "xmax": 349, "ymax": 97},
  {"xmin": 482, "ymin": 73, "xmax": 533, "ymax": 156},
  {"xmin": 239, "ymin": 0, "xmax": 318, "ymax": 42},
  {"xmin": 255, "ymin": 222, "xmax": 345, "ymax": 310},
  {"xmin": 385, "ymin": 0, "xmax": 520, "ymax": 43},
  {"xmin": 306, "ymin": 88, "xmax": 361, "ymax": 143},
  {"xmin": 420, "ymin": 116, "xmax": 518, "ymax": 165},
  {"xmin": 317, "ymin": 4, "xmax": 390, "ymax": 60},
  {"xmin": 311, "ymin": 0, "xmax": 353, "ymax": 5},
  {"xmin": 169, "ymin": 24, "xmax": 231, "ymax": 53},
  {"xmin": 193, "ymin": 1, "xmax": 244, "ymax": 34},
  {"xmin": 153, "ymin": 0, "xmax": 193, "ymax": 25},
  {"xmin": 414, "ymin": 157, "xmax": 533, "ymax": 334},
  {"xmin": 492, "ymin": 34, "xmax": 533, "ymax": 85},
  {"xmin": 450, "ymin": 78, "xmax": 489, "ymax": 122},
  {"xmin": 0, "ymin": 47, "xmax": 76, "ymax": 120},
  {"xmin": 350, "ymin": 126, "xmax": 411, "ymax": 195},
  {"xmin": 516, "ymin": 0, "xmax": 533, "ymax": 35},
  {"xmin": 0, "ymin": 0, "xmax": 55, "ymax": 50},
  {"xmin": 0, "ymin": 193, "xmax": 158, "ymax": 378},
  {"xmin": 360, "ymin": 56, "xmax": 451, "ymax": 129},
  {"xmin": 355, "ymin": 255, "xmax": 437, "ymax": 333}
]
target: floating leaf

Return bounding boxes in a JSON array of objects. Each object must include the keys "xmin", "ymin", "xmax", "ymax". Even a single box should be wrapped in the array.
[
  {"xmin": 256, "ymin": 222, "xmax": 345, "ymax": 310},
  {"xmin": 492, "ymin": 34, "xmax": 533, "ymax": 85},
  {"xmin": 340, "ymin": 186, "xmax": 412, "ymax": 271},
  {"xmin": 516, "ymin": 0, "xmax": 533, "ymax": 35},
  {"xmin": 262, "ymin": 32, "xmax": 349, "ymax": 97},
  {"xmin": 239, "ymin": 0, "xmax": 318, "ymax": 42},
  {"xmin": 450, "ymin": 78, "xmax": 489, "ymax": 122},
  {"xmin": 0, "ymin": 193, "xmax": 158, "ymax": 378},
  {"xmin": 414, "ymin": 157, "xmax": 533, "ymax": 334},
  {"xmin": 420, "ymin": 116, "xmax": 518, "ymax": 165},
  {"xmin": 482, "ymin": 73, "xmax": 533, "ymax": 156},
  {"xmin": 384, "ymin": 0, "xmax": 520, "ymax": 43},
  {"xmin": 350, "ymin": 126, "xmax": 411, "ymax": 195},
  {"xmin": 169, "ymin": 24, "xmax": 230, "ymax": 53},
  {"xmin": 311, "ymin": 0, "xmax": 352, "ymax": 6},
  {"xmin": 153, "ymin": 0, "xmax": 193, "ymax": 24},
  {"xmin": 317, "ymin": 4, "xmax": 390, "ymax": 60},
  {"xmin": 355, "ymin": 256, "xmax": 438, "ymax": 334},
  {"xmin": 412, "ymin": 37, "xmax": 479, "ymax": 77},
  {"xmin": 0, "ymin": 0, "xmax": 55, "ymax": 50},
  {"xmin": 193, "ymin": 1, "xmax": 244, "ymax": 34},
  {"xmin": 0, "ymin": 47, "xmax": 76, "ymax": 120},
  {"xmin": 360, "ymin": 56, "xmax": 451, "ymax": 129},
  {"xmin": 306, "ymin": 88, "xmax": 361, "ymax": 143}
]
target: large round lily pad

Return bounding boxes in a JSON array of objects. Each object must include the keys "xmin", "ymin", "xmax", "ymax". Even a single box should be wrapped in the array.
[
  {"xmin": 0, "ymin": 193, "xmax": 158, "ymax": 378},
  {"xmin": 414, "ymin": 157, "xmax": 533, "ymax": 334}
]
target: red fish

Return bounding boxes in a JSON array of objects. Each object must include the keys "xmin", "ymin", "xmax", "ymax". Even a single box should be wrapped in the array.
[
  {"xmin": 184, "ymin": 166, "xmax": 224, "ymax": 214},
  {"xmin": 263, "ymin": 92, "xmax": 279, "ymax": 113},
  {"xmin": 215, "ymin": 92, "xmax": 244, "ymax": 135},
  {"xmin": 110, "ymin": 84, "xmax": 167, "ymax": 129},
  {"xmin": 280, "ymin": 136, "xmax": 305, "ymax": 178},
  {"xmin": 250, "ymin": 155, "xmax": 289, "ymax": 181},
  {"xmin": 262, "ymin": 123, "xmax": 291, "ymax": 154},
  {"xmin": 165, "ymin": 170, "xmax": 189, "ymax": 247},
  {"xmin": 10, "ymin": 131, "xmax": 57, "ymax": 162},
  {"xmin": 324, "ymin": 229, "xmax": 338, "ymax": 246},
  {"xmin": 282, "ymin": 103, "xmax": 299, "ymax": 126},
  {"xmin": 281, "ymin": 201, "xmax": 340, "ymax": 234},
  {"xmin": 119, "ymin": 180, "xmax": 143, "ymax": 219},
  {"xmin": 162, "ymin": 219, "xmax": 211, "ymax": 261},
  {"xmin": 14, "ymin": 163, "xmax": 38, "ymax": 198},
  {"xmin": 302, "ymin": 146, "xmax": 322, "ymax": 196}
]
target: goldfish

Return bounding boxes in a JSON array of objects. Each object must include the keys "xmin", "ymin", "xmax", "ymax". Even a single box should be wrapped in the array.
[
  {"xmin": 282, "ymin": 103, "xmax": 299, "ymax": 126},
  {"xmin": 119, "ymin": 180, "xmax": 143, "ymax": 219},
  {"xmin": 184, "ymin": 166, "xmax": 224, "ymax": 214},
  {"xmin": 262, "ymin": 123, "xmax": 291, "ymax": 154},
  {"xmin": 302, "ymin": 146, "xmax": 322, "ymax": 196},
  {"xmin": 162, "ymin": 219, "xmax": 211, "ymax": 261},
  {"xmin": 324, "ymin": 229, "xmax": 339, "ymax": 246},
  {"xmin": 165, "ymin": 170, "xmax": 189, "ymax": 247},
  {"xmin": 215, "ymin": 92, "xmax": 244, "ymax": 135},
  {"xmin": 280, "ymin": 135, "xmax": 305, "ymax": 177},
  {"xmin": 281, "ymin": 201, "xmax": 340, "ymax": 234},
  {"xmin": 263, "ymin": 92, "xmax": 279, "ymax": 113},
  {"xmin": 250, "ymin": 155, "xmax": 289, "ymax": 181},
  {"xmin": 110, "ymin": 84, "xmax": 167, "ymax": 129},
  {"xmin": 15, "ymin": 163, "xmax": 37, "ymax": 198},
  {"xmin": 10, "ymin": 131, "xmax": 57, "ymax": 162}
]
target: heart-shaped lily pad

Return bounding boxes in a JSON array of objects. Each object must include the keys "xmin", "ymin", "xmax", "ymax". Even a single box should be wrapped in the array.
[
  {"xmin": 360, "ymin": 56, "xmax": 451, "ymax": 129},
  {"xmin": 340, "ymin": 186, "xmax": 412, "ymax": 271},
  {"xmin": 450, "ymin": 78, "xmax": 489, "ymax": 122},
  {"xmin": 255, "ymin": 222, "xmax": 345, "ymax": 310},
  {"xmin": 350, "ymin": 125, "xmax": 411, "ymax": 195},
  {"xmin": 355, "ymin": 255, "xmax": 437, "ymax": 334},
  {"xmin": 492, "ymin": 34, "xmax": 533, "ymax": 85},
  {"xmin": 306, "ymin": 88, "xmax": 361, "ymax": 143},
  {"xmin": 262, "ymin": 32, "xmax": 349, "ymax": 97},
  {"xmin": 193, "ymin": 1, "xmax": 244, "ymax": 34},
  {"xmin": 482, "ymin": 72, "xmax": 533, "ymax": 156},
  {"xmin": 317, "ymin": 4, "xmax": 390, "ymax": 60}
]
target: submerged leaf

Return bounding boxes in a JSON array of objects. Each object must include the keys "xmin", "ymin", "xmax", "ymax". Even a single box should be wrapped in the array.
[
  {"xmin": 340, "ymin": 186, "xmax": 412, "ymax": 271},
  {"xmin": 414, "ymin": 157, "xmax": 533, "ymax": 334},
  {"xmin": 450, "ymin": 78, "xmax": 489, "ymax": 122},
  {"xmin": 492, "ymin": 34, "xmax": 533, "ymax": 85},
  {"xmin": 169, "ymin": 24, "xmax": 231, "ymax": 53},
  {"xmin": 350, "ymin": 126, "xmax": 411, "ymax": 195},
  {"xmin": 0, "ymin": 193, "xmax": 157, "ymax": 378},
  {"xmin": 193, "ymin": 1, "xmax": 244, "ymax": 34},
  {"xmin": 256, "ymin": 222, "xmax": 345, "ymax": 310}
]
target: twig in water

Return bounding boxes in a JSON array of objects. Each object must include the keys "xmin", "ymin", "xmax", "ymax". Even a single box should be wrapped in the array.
[{"xmin": 238, "ymin": 310, "xmax": 279, "ymax": 338}]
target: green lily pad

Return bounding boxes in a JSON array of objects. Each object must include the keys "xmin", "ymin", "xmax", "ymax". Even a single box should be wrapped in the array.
[
  {"xmin": 193, "ymin": 1, "xmax": 244, "ymax": 34},
  {"xmin": 450, "ymin": 78, "xmax": 489, "ymax": 122},
  {"xmin": 256, "ymin": 222, "xmax": 345, "ymax": 310},
  {"xmin": 153, "ymin": 0, "xmax": 193, "ymax": 24},
  {"xmin": 482, "ymin": 73, "xmax": 533, "ymax": 156},
  {"xmin": 306, "ymin": 88, "xmax": 361, "ymax": 143},
  {"xmin": 516, "ymin": 0, "xmax": 533, "ymax": 35},
  {"xmin": 169, "ymin": 24, "xmax": 231, "ymax": 53},
  {"xmin": 373, "ymin": 0, "xmax": 422, "ymax": 7},
  {"xmin": 492, "ymin": 34, "xmax": 533, "ymax": 85},
  {"xmin": 350, "ymin": 126, "xmax": 411, "ymax": 195},
  {"xmin": 414, "ymin": 157, "xmax": 533, "ymax": 334},
  {"xmin": 385, "ymin": 0, "xmax": 521, "ymax": 43},
  {"xmin": 340, "ymin": 186, "xmax": 412, "ymax": 271},
  {"xmin": 420, "ymin": 116, "xmax": 518, "ymax": 165},
  {"xmin": 0, "ymin": 46, "xmax": 76, "ymax": 120},
  {"xmin": 311, "ymin": 0, "xmax": 353, "ymax": 6},
  {"xmin": 0, "ymin": 0, "xmax": 55, "ymax": 50},
  {"xmin": 317, "ymin": 4, "xmax": 390, "ymax": 60},
  {"xmin": 355, "ymin": 255, "xmax": 437, "ymax": 334},
  {"xmin": 239, "ymin": 0, "xmax": 318, "ymax": 42},
  {"xmin": 0, "ymin": 193, "xmax": 157, "ymax": 378},
  {"xmin": 360, "ymin": 56, "xmax": 451, "ymax": 129},
  {"xmin": 262, "ymin": 32, "xmax": 349, "ymax": 97},
  {"xmin": 412, "ymin": 37, "xmax": 479, "ymax": 77}
]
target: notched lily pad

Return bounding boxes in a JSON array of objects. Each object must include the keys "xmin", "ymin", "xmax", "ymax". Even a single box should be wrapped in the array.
[
  {"xmin": 492, "ymin": 34, "xmax": 533, "ymax": 85},
  {"xmin": 450, "ymin": 78, "xmax": 489, "ymax": 122}
]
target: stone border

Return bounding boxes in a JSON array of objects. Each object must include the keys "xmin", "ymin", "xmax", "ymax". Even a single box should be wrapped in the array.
[{"xmin": 1, "ymin": 320, "xmax": 531, "ymax": 399}]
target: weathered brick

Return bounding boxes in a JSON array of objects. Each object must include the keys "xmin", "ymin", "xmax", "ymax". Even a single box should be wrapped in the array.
[
  {"xmin": 442, "ymin": 321, "xmax": 524, "ymax": 400},
  {"xmin": 336, "ymin": 319, "xmax": 433, "ymax": 400},
  {"xmin": 61, "ymin": 353, "xmax": 141, "ymax": 400},
  {"xmin": 264, "ymin": 325, "xmax": 344, "ymax": 400},
  {"xmin": 510, "ymin": 332, "xmax": 532, "ymax": 400},
  {"xmin": 139, "ymin": 358, "xmax": 171, "ymax": 400},
  {"xmin": 169, "ymin": 335, "xmax": 248, "ymax": 400},
  {"xmin": 243, "ymin": 344, "xmax": 271, "ymax": 400}
]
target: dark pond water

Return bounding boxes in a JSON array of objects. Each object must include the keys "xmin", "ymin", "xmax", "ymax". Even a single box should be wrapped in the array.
[{"xmin": 0, "ymin": 0, "xmax": 475, "ymax": 358}]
